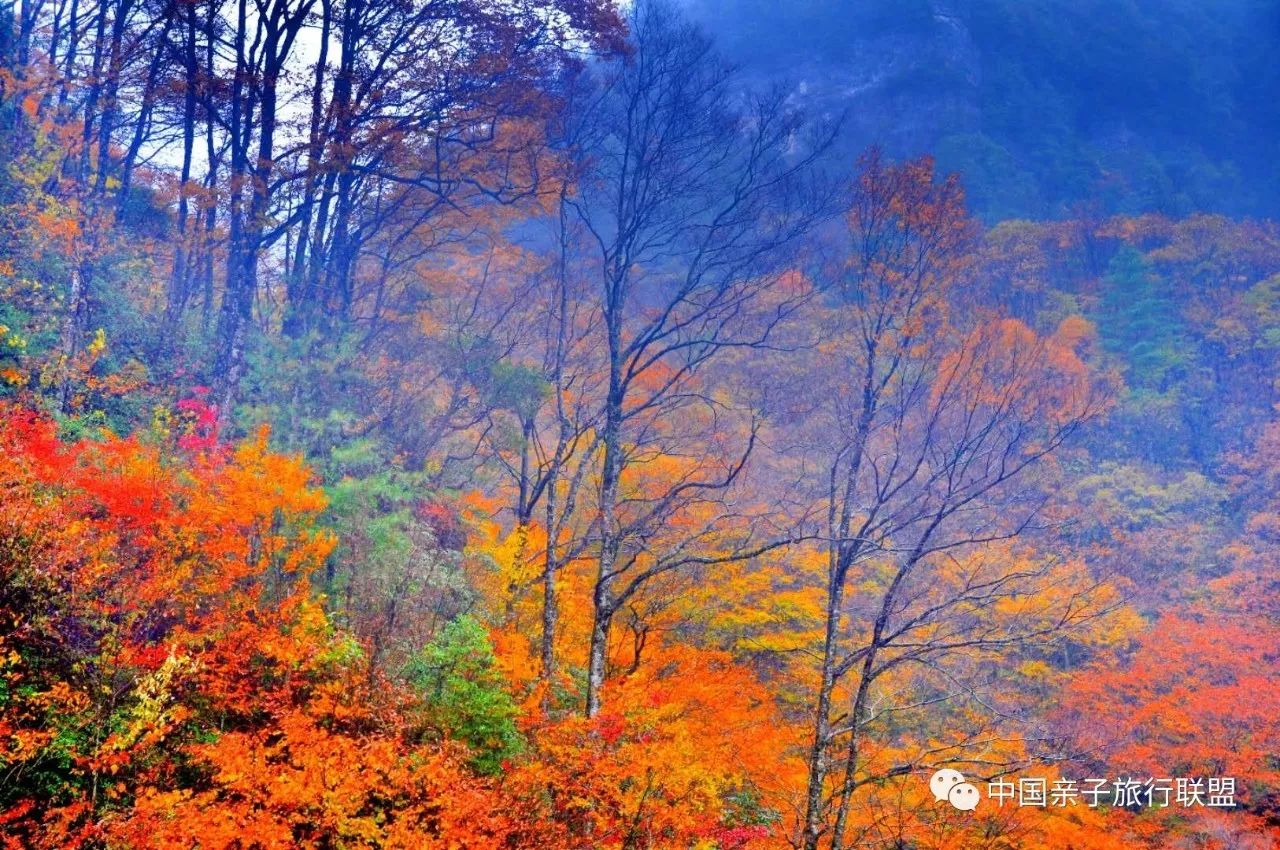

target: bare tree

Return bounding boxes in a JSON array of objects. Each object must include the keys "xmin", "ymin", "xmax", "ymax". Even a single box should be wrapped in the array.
[
  {"xmin": 6, "ymin": 0, "xmax": 621, "ymax": 423},
  {"xmin": 790, "ymin": 152, "xmax": 1115, "ymax": 850},
  {"xmin": 556, "ymin": 0, "xmax": 835, "ymax": 717}
]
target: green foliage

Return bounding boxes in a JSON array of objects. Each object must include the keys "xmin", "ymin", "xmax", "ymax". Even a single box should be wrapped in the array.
[
  {"xmin": 240, "ymin": 332, "xmax": 356, "ymax": 450},
  {"xmin": 1097, "ymin": 247, "xmax": 1190, "ymax": 391},
  {"xmin": 0, "ymin": 301, "xmax": 30, "ymax": 387},
  {"xmin": 321, "ymin": 437, "xmax": 474, "ymax": 661},
  {"xmin": 721, "ymin": 787, "xmax": 781, "ymax": 828},
  {"xmin": 484, "ymin": 359, "xmax": 550, "ymax": 421},
  {"xmin": 935, "ymin": 133, "xmax": 1041, "ymax": 222},
  {"xmin": 1073, "ymin": 462, "xmax": 1228, "ymax": 534},
  {"xmin": 404, "ymin": 615, "xmax": 523, "ymax": 775},
  {"xmin": 1243, "ymin": 275, "xmax": 1280, "ymax": 351}
]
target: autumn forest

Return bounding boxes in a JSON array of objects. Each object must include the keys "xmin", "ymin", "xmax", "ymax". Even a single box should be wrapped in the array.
[{"xmin": 1, "ymin": 0, "xmax": 1278, "ymax": 848}]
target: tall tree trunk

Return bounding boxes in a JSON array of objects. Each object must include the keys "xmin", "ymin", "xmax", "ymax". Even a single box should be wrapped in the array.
[
  {"xmin": 801, "ymin": 351, "xmax": 878, "ymax": 850},
  {"xmin": 540, "ymin": 196, "xmax": 574, "ymax": 694},
  {"xmin": 198, "ymin": 0, "xmax": 218, "ymax": 336},
  {"xmin": 56, "ymin": 261, "xmax": 89, "ymax": 411},
  {"xmin": 213, "ymin": 0, "xmax": 252, "ymax": 427},
  {"xmin": 585, "ymin": 289, "xmax": 624, "ymax": 717},
  {"xmin": 117, "ymin": 12, "xmax": 173, "ymax": 205},
  {"xmin": 93, "ymin": 0, "xmax": 132, "ymax": 196},
  {"xmin": 284, "ymin": 0, "xmax": 330, "ymax": 337},
  {"xmin": 162, "ymin": 0, "xmax": 199, "ymax": 345}
]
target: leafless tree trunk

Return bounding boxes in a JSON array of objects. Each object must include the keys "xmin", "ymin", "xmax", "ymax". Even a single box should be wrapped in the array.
[
  {"xmin": 561, "ymin": 0, "xmax": 835, "ymax": 717},
  {"xmin": 795, "ymin": 152, "xmax": 1112, "ymax": 850}
]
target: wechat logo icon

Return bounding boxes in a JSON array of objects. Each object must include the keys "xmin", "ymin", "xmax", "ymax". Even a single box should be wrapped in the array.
[{"xmin": 930, "ymin": 768, "xmax": 981, "ymax": 811}]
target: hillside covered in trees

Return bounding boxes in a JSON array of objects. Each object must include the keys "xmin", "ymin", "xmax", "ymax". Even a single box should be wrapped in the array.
[
  {"xmin": 684, "ymin": 0, "xmax": 1280, "ymax": 221},
  {"xmin": 1, "ymin": 1, "xmax": 1279, "ymax": 848}
]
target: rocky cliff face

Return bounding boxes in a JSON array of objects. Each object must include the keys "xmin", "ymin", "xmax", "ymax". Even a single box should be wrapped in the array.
[
  {"xmin": 815, "ymin": 0, "xmax": 982, "ymax": 156},
  {"xmin": 687, "ymin": 0, "xmax": 982, "ymax": 155}
]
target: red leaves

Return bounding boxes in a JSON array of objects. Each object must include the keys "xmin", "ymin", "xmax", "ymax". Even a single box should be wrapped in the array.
[
  {"xmin": 5, "ymin": 403, "xmax": 790, "ymax": 849},
  {"xmin": 0, "ymin": 406, "xmax": 364, "ymax": 845},
  {"xmin": 1064, "ymin": 611, "xmax": 1280, "ymax": 802},
  {"xmin": 707, "ymin": 824, "xmax": 773, "ymax": 850},
  {"xmin": 595, "ymin": 710, "xmax": 626, "ymax": 745},
  {"xmin": 415, "ymin": 499, "xmax": 466, "ymax": 550},
  {"xmin": 174, "ymin": 387, "xmax": 220, "ymax": 452}
]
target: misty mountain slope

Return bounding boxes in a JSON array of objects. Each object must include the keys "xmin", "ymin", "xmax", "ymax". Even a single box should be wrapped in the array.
[{"xmin": 682, "ymin": 0, "xmax": 1280, "ymax": 221}]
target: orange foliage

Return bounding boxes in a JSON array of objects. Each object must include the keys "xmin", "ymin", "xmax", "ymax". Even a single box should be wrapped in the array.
[
  {"xmin": 0, "ymin": 404, "xmax": 798, "ymax": 849},
  {"xmin": 0, "ymin": 405, "xmax": 528, "ymax": 848},
  {"xmin": 508, "ymin": 641, "xmax": 798, "ymax": 850}
]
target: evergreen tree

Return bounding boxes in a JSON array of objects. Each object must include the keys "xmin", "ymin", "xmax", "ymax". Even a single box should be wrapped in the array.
[
  {"xmin": 1097, "ymin": 246, "xmax": 1189, "ymax": 391},
  {"xmin": 405, "ymin": 616, "xmax": 524, "ymax": 775}
]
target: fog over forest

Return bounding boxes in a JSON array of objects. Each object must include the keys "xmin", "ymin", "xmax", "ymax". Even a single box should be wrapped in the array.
[{"xmin": 685, "ymin": 0, "xmax": 1280, "ymax": 220}]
